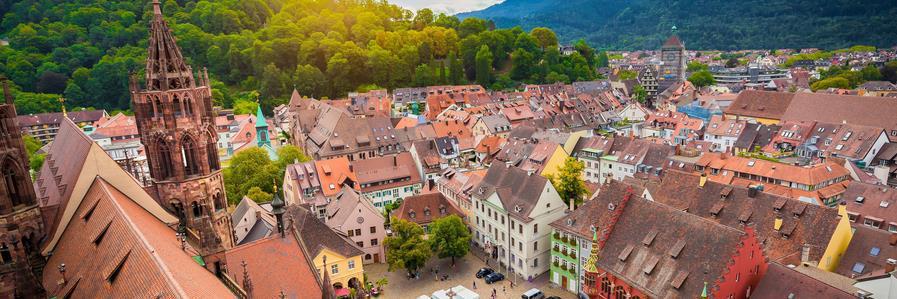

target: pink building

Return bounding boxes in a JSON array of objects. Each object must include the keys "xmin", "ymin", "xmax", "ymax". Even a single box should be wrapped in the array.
[{"xmin": 323, "ymin": 187, "xmax": 387, "ymax": 264}]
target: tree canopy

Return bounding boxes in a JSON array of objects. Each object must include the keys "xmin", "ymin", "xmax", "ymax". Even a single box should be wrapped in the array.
[
  {"xmin": 222, "ymin": 144, "xmax": 309, "ymax": 204},
  {"xmin": 384, "ymin": 217, "xmax": 431, "ymax": 276},
  {"xmin": 546, "ymin": 157, "xmax": 589, "ymax": 207},
  {"xmin": 428, "ymin": 215, "xmax": 471, "ymax": 266},
  {"xmin": 1, "ymin": 0, "xmax": 600, "ymax": 115}
]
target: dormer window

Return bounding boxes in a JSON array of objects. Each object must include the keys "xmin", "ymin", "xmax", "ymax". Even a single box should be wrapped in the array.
[
  {"xmin": 424, "ymin": 208, "xmax": 431, "ymax": 216},
  {"xmin": 566, "ymin": 218, "xmax": 575, "ymax": 226},
  {"xmin": 409, "ymin": 210, "xmax": 416, "ymax": 219}
]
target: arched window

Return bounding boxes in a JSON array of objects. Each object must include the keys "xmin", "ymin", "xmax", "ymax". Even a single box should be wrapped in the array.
[
  {"xmin": 601, "ymin": 278, "xmax": 611, "ymax": 294},
  {"xmin": 183, "ymin": 95, "xmax": 193, "ymax": 116},
  {"xmin": 191, "ymin": 201, "xmax": 202, "ymax": 218},
  {"xmin": 181, "ymin": 137, "xmax": 200, "ymax": 176},
  {"xmin": 158, "ymin": 141, "xmax": 174, "ymax": 179},
  {"xmin": 207, "ymin": 132, "xmax": 220, "ymax": 171},
  {"xmin": 172, "ymin": 96, "xmax": 183, "ymax": 117},
  {"xmin": 0, "ymin": 243, "xmax": 10, "ymax": 264},
  {"xmin": 154, "ymin": 99, "xmax": 163, "ymax": 118},
  {"xmin": 613, "ymin": 286, "xmax": 627, "ymax": 299},
  {"xmin": 2, "ymin": 158, "xmax": 26, "ymax": 207},
  {"xmin": 213, "ymin": 192, "xmax": 225, "ymax": 211}
]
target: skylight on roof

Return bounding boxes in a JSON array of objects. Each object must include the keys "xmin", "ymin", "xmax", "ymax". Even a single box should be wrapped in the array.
[
  {"xmin": 852, "ymin": 262, "xmax": 865, "ymax": 274},
  {"xmin": 870, "ymin": 247, "xmax": 881, "ymax": 256}
]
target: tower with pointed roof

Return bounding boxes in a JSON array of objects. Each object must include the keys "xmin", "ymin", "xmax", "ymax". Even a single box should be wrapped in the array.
[
  {"xmin": 0, "ymin": 77, "xmax": 46, "ymax": 298},
  {"xmin": 256, "ymin": 105, "xmax": 271, "ymax": 148},
  {"xmin": 131, "ymin": 0, "xmax": 233, "ymax": 255},
  {"xmin": 660, "ymin": 26, "xmax": 687, "ymax": 82},
  {"xmin": 582, "ymin": 230, "xmax": 601, "ymax": 299}
]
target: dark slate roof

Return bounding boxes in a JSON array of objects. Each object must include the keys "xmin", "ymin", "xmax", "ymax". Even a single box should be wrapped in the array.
[
  {"xmin": 286, "ymin": 206, "xmax": 365, "ymax": 258},
  {"xmin": 733, "ymin": 123, "xmax": 780, "ymax": 151},
  {"xmin": 239, "ymin": 218, "xmax": 274, "ymax": 246},
  {"xmin": 753, "ymin": 263, "xmax": 856, "ymax": 299},
  {"xmin": 473, "ymin": 163, "xmax": 548, "ymax": 222},
  {"xmin": 642, "ymin": 170, "xmax": 840, "ymax": 265},
  {"xmin": 16, "ymin": 109, "xmax": 107, "ymax": 127}
]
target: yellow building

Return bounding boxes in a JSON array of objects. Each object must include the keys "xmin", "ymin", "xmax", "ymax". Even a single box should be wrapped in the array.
[
  {"xmin": 818, "ymin": 204, "xmax": 854, "ymax": 272},
  {"xmin": 292, "ymin": 208, "xmax": 366, "ymax": 290},
  {"xmin": 540, "ymin": 145, "xmax": 570, "ymax": 178}
]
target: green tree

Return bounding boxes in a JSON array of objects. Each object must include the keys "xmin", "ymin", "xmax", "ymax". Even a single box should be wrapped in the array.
[
  {"xmin": 292, "ymin": 64, "xmax": 326, "ymax": 98},
  {"xmin": 23, "ymin": 135, "xmax": 44, "ymax": 174},
  {"xmin": 545, "ymin": 71, "xmax": 570, "ymax": 84},
  {"xmin": 632, "ymin": 84, "xmax": 647, "ymax": 104},
  {"xmin": 546, "ymin": 157, "xmax": 589, "ymax": 207},
  {"xmin": 412, "ymin": 9, "xmax": 434, "ymax": 30},
  {"xmin": 618, "ymin": 70, "xmax": 638, "ymax": 80},
  {"xmin": 860, "ymin": 65, "xmax": 883, "ymax": 82},
  {"xmin": 475, "ymin": 45, "xmax": 493, "ymax": 86},
  {"xmin": 245, "ymin": 186, "xmax": 273, "ymax": 203},
  {"xmin": 259, "ymin": 63, "xmax": 288, "ymax": 99},
  {"xmin": 232, "ymin": 99, "xmax": 258, "ymax": 115},
  {"xmin": 276, "ymin": 145, "xmax": 310, "ymax": 168},
  {"xmin": 811, "ymin": 77, "xmax": 850, "ymax": 91},
  {"xmin": 882, "ymin": 61, "xmax": 897, "ymax": 83},
  {"xmin": 688, "ymin": 70, "xmax": 716, "ymax": 88},
  {"xmin": 223, "ymin": 147, "xmax": 280, "ymax": 204},
  {"xmin": 725, "ymin": 58, "xmax": 739, "ymax": 68},
  {"xmin": 428, "ymin": 215, "xmax": 471, "ymax": 266},
  {"xmin": 529, "ymin": 27, "xmax": 557, "ymax": 51},
  {"xmin": 448, "ymin": 52, "xmax": 464, "ymax": 85},
  {"xmin": 686, "ymin": 61, "xmax": 709, "ymax": 72},
  {"xmin": 384, "ymin": 217, "xmax": 431, "ymax": 276},
  {"xmin": 414, "ymin": 64, "xmax": 435, "ymax": 87},
  {"xmin": 596, "ymin": 50, "xmax": 609, "ymax": 68},
  {"xmin": 510, "ymin": 48, "xmax": 535, "ymax": 80}
]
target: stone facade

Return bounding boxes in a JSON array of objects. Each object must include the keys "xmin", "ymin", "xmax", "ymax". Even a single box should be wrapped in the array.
[
  {"xmin": 0, "ymin": 78, "xmax": 46, "ymax": 298},
  {"xmin": 130, "ymin": 2, "xmax": 233, "ymax": 255}
]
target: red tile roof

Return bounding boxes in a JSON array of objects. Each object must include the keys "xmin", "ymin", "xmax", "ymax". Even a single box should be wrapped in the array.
[
  {"xmin": 224, "ymin": 235, "xmax": 323, "ymax": 299},
  {"xmin": 43, "ymin": 178, "xmax": 232, "ymax": 298},
  {"xmin": 393, "ymin": 193, "xmax": 464, "ymax": 225}
]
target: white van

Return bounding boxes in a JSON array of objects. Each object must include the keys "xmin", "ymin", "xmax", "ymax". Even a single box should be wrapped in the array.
[{"xmin": 521, "ymin": 288, "xmax": 545, "ymax": 299}]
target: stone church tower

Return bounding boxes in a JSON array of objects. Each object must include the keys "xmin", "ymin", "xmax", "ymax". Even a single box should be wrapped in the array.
[
  {"xmin": 130, "ymin": 0, "xmax": 234, "ymax": 255},
  {"xmin": 0, "ymin": 78, "xmax": 46, "ymax": 298}
]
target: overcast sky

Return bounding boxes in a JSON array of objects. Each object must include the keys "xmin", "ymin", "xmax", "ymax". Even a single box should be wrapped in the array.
[{"xmin": 390, "ymin": 0, "xmax": 502, "ymax": 14}]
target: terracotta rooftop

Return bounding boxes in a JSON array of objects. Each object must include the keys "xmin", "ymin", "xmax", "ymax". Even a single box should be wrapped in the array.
[
  {"xmin": 351, "ymin": 152, "xmax": 420, "ymax": 192},
  {"xmin": 724, "ymin": 90, "xmax": 794, "ymax": 120},
  {"xmin": 696, "ymin": 152, "xmax": 850, "ymax": 187},
  {"xmin": 224, "ymin": 235, "xmax": 323, "ymax": 299},
  {"xmin": 641, "ymin": 170, "xmax": 840, "ymax": 264},
  {"xmin": 314, "ymin": 157, "xmax": 358, "ymax": 197},
  {"xmin": 42, "ymin": 178, "xmax": 232, "ymax": 298},
  {"xmin": 589, "ymin": 182, "xmax": 753, "ymax": 298},
  {"xmin": 16, "ymin": 109, "xmax": 107, "ymax": 127},
  {"xmin": 753, "ymin": 263, "xmax": 857, "ymax": 298},
  {"xmin": 393, "ymin": 193, "xmax": 463, "ymax": 225}
]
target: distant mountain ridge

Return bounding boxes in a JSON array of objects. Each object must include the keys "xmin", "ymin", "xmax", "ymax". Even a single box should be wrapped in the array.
[{"xmin": 458, "ymin": 0, "xmax": 897, "ymax": 50}]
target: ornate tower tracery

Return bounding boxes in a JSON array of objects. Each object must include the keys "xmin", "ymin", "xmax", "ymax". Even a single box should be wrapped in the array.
[
  {"xmin": 0, "ymin": 77, "xmax": 45, "ymax": 298},
  {"xmin": 131, "ymin": 0, "xmax": 233, "ymax": 255}
]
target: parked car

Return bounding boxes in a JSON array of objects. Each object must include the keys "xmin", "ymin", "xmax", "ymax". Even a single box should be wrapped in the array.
[
  {"xmin": 521, "ymin": 288, "xmax": 545, "ymax": 299},
  {"xmin": 484, "ymin": 272, "xmax": 505, "ymax": 284},
  {"xmin": 476, "ymin": 267, "xmax": 494, "ymax": 278}
]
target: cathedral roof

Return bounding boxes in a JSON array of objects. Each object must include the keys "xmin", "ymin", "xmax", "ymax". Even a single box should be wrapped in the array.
[
  {"xmin": 41, "ymin": 177, "xmax": 232, "ymax": 298},
  {"xmin": 38, "ymin": 117, "xmax": 177, "ymax": 255}
]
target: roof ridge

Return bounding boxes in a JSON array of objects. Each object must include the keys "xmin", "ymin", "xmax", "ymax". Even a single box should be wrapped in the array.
[{"xmin": 96, "ymin": 178, "xmax": 189, "ymax": 298}]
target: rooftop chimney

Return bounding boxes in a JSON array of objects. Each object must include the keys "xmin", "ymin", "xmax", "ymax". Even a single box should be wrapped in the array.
[
  {"xmin": 699, "ymin": 173, "xmax": 708, "ymax": 188},
  {"xmin": 748, "ymin": 186, "xmax": 758, "ymax": 198},
  {"xmin": 890, "ymin": 232, "xmax": 897, "ymax": 246}
]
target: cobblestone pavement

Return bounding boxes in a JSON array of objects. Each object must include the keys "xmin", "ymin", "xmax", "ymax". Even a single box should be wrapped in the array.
[{"xmin": 365, "ymin": 249, "xmax": 576, "ymax": 299}]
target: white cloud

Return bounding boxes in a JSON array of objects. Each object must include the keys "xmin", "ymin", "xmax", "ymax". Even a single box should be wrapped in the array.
[{"xmin": 390, "ymin": 0, "xmax": 503, "ymax": 14}]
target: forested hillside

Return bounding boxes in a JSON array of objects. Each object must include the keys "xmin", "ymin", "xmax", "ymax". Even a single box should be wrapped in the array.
[
  {"xmin": 0, "ymin": 0, "xmax": 599, "ymax": 114},
  {"xmin": 459, "ymin": 0, "xmax": 897, "ymax": 50}
]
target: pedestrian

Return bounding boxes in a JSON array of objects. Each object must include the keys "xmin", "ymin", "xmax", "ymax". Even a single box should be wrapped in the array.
[
  {"xmin": 473, "ymin": 281, "xmax": 477, "ymax": 290},
  {"xmin": 502, "ymin": 286, "xmax": 506, "ymax": 293}
]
